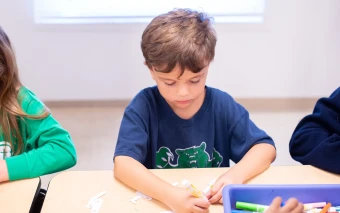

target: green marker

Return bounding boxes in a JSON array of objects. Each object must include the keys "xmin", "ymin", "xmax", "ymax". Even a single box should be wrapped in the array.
[{"xmin": 236, "ymin": 202, "xmax": 269, "ymax": 212}]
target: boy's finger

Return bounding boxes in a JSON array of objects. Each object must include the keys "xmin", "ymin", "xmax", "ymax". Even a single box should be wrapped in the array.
[
  {"xmin": 291, "ymin": 202, "xmax": 304, "ymax": 213},
  {"xmin": 208, "ymin": 188, "xmax": 222, "ymax": 203},
  {"xmin": 193, "ymin": 197, "xmax": 210, "ymax": 208},
  {"xmin": 192, "ymin": 205, "xmax": 209, "ymax": 213},
  {"xmin": 209, "ymin": 181, "xmax": 223, "ymax": 196},
  {"xmin": 270, "ymin": 197, "xmax": 282, "ymax": 207},
  {"xmin": 205, "ymin": 193, "xmax": 212, "ymax": 199},
  {"xmin": 266, "ymin": 197, "xmax": 281, "ymax": 213},
  {"xmin": 281, "ymin": 198, "xmax": 299, "ymax": 212}
]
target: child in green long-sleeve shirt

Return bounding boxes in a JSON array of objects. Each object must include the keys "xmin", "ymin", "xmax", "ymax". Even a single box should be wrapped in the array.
[{"xmin": 0, "ymin": 26, "xmax": 77, "ymax": 182}]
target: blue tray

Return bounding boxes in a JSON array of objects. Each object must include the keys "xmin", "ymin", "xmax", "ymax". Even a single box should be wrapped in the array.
[{"xmin": 222, "ymin": 184, "xmax": 340, "ymax": 213}]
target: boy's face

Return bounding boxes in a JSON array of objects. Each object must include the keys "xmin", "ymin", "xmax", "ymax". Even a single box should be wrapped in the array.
[{"xmin": 150, "ymin": 64, "xmax": 209, "ymax": 110}]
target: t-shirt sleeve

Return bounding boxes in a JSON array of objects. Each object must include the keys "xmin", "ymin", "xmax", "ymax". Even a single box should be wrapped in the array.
[
  {"xmin": 226, "ymin": 96, "xmax": 275, "ymax": 163},
  {"xmin": 114, "ymin": 104, "xmax": 149, "ymax": 163}
]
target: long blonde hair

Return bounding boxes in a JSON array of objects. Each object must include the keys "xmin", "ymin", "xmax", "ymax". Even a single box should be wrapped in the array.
[{"xmin": 0, "ymin": 26, "xmax": 49, "ymax": 155}]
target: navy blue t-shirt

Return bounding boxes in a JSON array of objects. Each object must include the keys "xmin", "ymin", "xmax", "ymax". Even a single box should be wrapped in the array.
[{"xmin": 114, "ymin": 86, "xmax": 274, "ymax": 169}]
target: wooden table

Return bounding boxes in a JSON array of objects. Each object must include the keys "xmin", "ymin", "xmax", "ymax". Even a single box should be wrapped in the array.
[
  {"xmin": 0, "ymin": 177, "xmax": 40, "ymax": 213},
  {"xmin": 41, "ymin": 166, "xmax": 340, "ymax": 213}
]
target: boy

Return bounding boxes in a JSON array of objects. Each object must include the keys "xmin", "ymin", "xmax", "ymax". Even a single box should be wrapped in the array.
[
  {"xmin": 114, "ymin": 9, "xmax": 276, "ymax": 212},
  {"xmin": 290, "ymin": 87, "xmax": 340, "ymax": 174}
]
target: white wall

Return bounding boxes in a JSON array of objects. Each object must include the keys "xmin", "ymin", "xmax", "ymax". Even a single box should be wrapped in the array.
[{"xmin": 0, "ymin": 0, "xmax": 339, "ymax": 101}]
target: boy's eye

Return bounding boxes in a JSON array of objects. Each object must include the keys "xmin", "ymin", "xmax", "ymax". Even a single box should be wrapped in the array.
[
  {"xmin": 165, "ymin": 81, "xmax": 175, "ymax": 86},
  {"xmin": 190, "ymin": 80, "xmax": 200, "ymax": 84}
]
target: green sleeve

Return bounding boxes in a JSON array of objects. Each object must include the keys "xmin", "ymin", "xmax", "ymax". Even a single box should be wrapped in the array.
[{"xmin": 5, "ymin": 90, "xmax": 77, "ymax": 181}]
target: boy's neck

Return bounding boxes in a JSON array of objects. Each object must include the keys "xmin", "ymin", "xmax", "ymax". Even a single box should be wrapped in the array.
[{"xmin": 170, "ymin": 88, "xmax": 206, "ymax": 120}]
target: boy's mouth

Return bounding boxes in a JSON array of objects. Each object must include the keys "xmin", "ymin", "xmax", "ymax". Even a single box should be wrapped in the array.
[{"xmin": 176, "ymin": 100, "xmax": 191, "ymax": 104}]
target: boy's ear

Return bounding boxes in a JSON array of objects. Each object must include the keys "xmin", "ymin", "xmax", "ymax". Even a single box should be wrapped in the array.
[
  {"xmin": 144, "ymin": 61, "xmax": 156, "ymax": 80},
  {"xmin": 148, "ymin": 67, "xmax": 155, "ymax": 80}
]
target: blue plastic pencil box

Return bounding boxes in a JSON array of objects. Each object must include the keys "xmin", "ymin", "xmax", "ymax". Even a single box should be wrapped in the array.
[{"xmin": 222, "ymin": 184, "xmax": 340, "ymax": 213}]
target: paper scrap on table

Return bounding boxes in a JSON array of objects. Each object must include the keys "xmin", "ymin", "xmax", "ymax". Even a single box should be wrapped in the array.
[
  {"xmin": 131, "ymin": 178, "xmax": 215, "ymax": 213},
  {"xmin": 87, "ymin": 191, "xmax": 106, "ymax": 212},
  {"xmin": 130, "ymin": 182, "xmax": 178, "ymax": 205},
  {"xmin": 130, "ymin": 191, "xmax": 152, "ymax": 204},
  {"xmin": 91, "ymin": 199, "xmax": 103, "ymax": 213}
]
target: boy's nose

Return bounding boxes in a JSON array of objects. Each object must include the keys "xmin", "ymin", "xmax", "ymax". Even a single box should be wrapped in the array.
[{"xmin": 177, "ymin": 86, "xmax": 189, "ymax": 97}]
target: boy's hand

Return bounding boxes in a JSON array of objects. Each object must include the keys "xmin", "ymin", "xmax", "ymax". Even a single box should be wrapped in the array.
[
  {"xmin": 206, "ymin": 172, "xmax": 242, "ymax": 204},
  {"xmin": 166, "ymin": 187, "xmax": 210, "ymax": 213},
  {"xmin": 266, "ymin": 197, "xmax": 304, "ymax": 213}
]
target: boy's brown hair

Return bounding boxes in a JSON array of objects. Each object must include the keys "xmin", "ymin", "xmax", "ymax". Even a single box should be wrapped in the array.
[{"xmin": 141, "ymin": 8, "xmax": 217, "ymax": 76}]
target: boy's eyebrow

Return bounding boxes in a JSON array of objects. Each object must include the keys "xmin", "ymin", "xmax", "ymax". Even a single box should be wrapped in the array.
[
  {"xmin": 190, "ymin": 73, "xmax": 205, "ymax": 79},
  {"xmin": 158, "ymin": 77, "xmax": 176, "ymax": 81},
  {"xmin": 158, "ymin": 73, "xmax": 205, "ymax": 81}
]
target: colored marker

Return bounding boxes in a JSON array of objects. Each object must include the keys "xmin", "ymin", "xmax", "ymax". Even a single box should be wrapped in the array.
[
  {"xmin": 182, "ymin": 180, "xmax": 208, "ymax": 201},
  {"xmin": 231, "ymin": 210, "xmax": 261, "ymax": 213},
  {"xmin": 328, "ymin": 207, "xmax": 339, "ymax": 212},
  {"xmin": 306, "ymin": 209, "xmax": 321, "ymax": 213},
  {"xmin": 304, "ymin": 202, "xmax": 327, "ymax": 210},
  {"xmin": 203, "ymin": 178, "xmax": 216, "ymax": 195},
  {"xmin": 320, "ymin": 203, "xmax": 331, "ymax": 213},
  {"xmin": 306, "ymin": 206, "xmax": 339, "ymax": 213},
  {"xmin": 306, "ymin": 207, "xmax": 334, "ymax": 213},
  {"xmin": 236, "ymin": 202, "xmax": 269, "ymax": 212}
]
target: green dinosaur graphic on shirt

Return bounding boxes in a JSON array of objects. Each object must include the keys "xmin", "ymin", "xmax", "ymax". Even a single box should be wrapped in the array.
[{"xmin": 156, "ymin": 142, "xmax": 223, "ymax": 169}]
